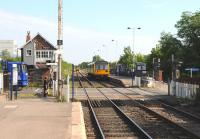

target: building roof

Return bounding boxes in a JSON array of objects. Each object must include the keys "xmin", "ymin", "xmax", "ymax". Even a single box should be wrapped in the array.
[{"xmin": 22, "ymin": 33, "xmax": 57, "ymax": 50}]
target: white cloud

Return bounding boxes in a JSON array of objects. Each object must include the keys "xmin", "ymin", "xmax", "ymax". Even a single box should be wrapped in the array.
[{"xmin": 0, "ymin": 10, "xmax": 159, "ymax": 64}]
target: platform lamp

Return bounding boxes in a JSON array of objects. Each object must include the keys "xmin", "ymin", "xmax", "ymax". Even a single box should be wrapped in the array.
[{"xmin": 127, "ymin": 27, "xmax": 141, "ymax": 87}]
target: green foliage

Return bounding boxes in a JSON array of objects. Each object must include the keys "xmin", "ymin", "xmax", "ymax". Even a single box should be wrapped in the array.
[
  {"xmin": 109, "ymin": 61, "xmax": 118, "ymax": 69},
  {"xmin": 159, "ymin": 32, "xmax": 183, "ymax": 80},
  {"xmin": 175, "ymin": 11, "xmax": 200, "ymax": 68},
  {"xmin": 1, "ymin": 50, "xmax": 11, "ymax": 60},
  {"xmin": 135, "ymin": 53, "xmax": 146, "ymax": 63},
  {"xmin": 78, "ymin": 62, "xmax": 89, "ymax": 69},
  {"xmin": 62, "ymin": 60, "xmax": 72, "ymax": 78},
  {"xmin": 29, "ymin": 82, "xmax": 41, "ymax": 88},
  {"xmin": 146, "ymin": 10, "xmax": 200, "ymax": 80},
  {"xmin": 118, "ymin": 46, "xmax": 134, "ymax": 70},
  {"xmin": 145, "ymin": 45, "xmax": 162, "ymax": 74},
  {"xmin": 0, "ymin": 50, "xmax": 21, "ymax": 62},
  {"xmin": 8, "ymin": 57, "xmax": 21, "ymax": 62},
  {"xmin": 92, "ymin": 55, "xmax": 103, "ymax": 62}
]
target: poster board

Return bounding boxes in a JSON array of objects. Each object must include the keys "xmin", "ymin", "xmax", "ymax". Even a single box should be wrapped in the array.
[{"xmin": 12, "ymin": 64, "xmax": 18, "ymax": 85}]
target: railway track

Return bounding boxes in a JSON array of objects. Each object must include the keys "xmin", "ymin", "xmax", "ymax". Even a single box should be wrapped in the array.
[
  {"xmin": 79, "ymin": 72, "xmax": 200, "ymax": 139},
  {"xmin": 75, "ymin": 73, "xmax": 118, "ymax": 88},
  {"xmin": 76, "ymin": 71, "xmax": 152, "ymax": 139},
  {"xmin": 138, "ymin": 100, "xmax": 200, "ymax": 137},
  {"xmin": 111, "ymin": 88, "xmax": 200, "ymax": 139}
]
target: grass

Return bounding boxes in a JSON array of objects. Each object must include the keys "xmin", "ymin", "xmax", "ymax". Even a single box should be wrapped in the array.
[{"xmin": 18, "ymin": 93, "xmax": 38, "ymax": 99}]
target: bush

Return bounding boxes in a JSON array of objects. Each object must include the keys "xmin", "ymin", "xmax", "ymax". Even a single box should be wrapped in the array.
[{"xmin": 29, "ymin": 82, "xmax": 41, "ymax": 88}]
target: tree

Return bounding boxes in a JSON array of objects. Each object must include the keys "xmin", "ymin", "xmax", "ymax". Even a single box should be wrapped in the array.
[
  {"xmin": 135, "ymin": 53, "xmax": 146, "ymax": 63},
  {"xmin": 92, "ymin": 55, "xmax": 103, "ymax": 62},
  {"xmin": 145, "ymin": 45, "xmax": 162, "ymax": 75},
  {"xmin": 158, "ymin": 32, "xmax": 183, "ymax": 80},
  {"xmin": 145, "ymin": 32, "xmax": 182, "ymax": 80},
  {"xmin": 118, "ymin": 46, "xmax": 134, "ymax": 70},
  {"xmin": 175, "ymin": 11, "xmax": 200, "ymax": 68},
  {"xmin": 78, "ymin": 62, "xmax": 89, "ymax": 69},
  {"xmin": 1, "ymin": 50, "xmax": 11, "ymax": 60},
  {"xmin": 61, "ymin": 60, "xmax": 72, "ymax": 78},
  {"xmin": 145, "ymin": 11, "xmax": 200, "ymax": 79}
]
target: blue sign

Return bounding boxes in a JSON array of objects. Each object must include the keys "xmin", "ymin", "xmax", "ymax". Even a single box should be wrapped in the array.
[{"xmin": 185, "ymin": 68, "xmax": 199, "ymax": 72}]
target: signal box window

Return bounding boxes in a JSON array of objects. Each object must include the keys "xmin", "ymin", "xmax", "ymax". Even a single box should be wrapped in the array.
[
  {"xmin": 49, "ymin": 51, "xmax": 53, "ymax": 58},
  {"xmin": 26, "ymin": 50, "xmax": 32, "ymax": 56},
  {"xmin": 36, "ymin": 51, "xmax": 40, "ymax": 58}
]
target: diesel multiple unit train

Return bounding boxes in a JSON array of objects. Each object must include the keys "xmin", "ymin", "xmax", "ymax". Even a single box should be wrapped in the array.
[{"xmin": 87, "ymin": 61, "xmax": 110, "ymax": 79}]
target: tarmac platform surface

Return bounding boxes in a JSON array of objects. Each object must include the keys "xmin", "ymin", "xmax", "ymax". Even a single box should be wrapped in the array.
[
  {"xmin": 110, "ymin": 75, "xmax": 134, "ymax": 87},
  {"xmin": 0, "ymin": 97, "xmax": 86, "ymax": 139}
]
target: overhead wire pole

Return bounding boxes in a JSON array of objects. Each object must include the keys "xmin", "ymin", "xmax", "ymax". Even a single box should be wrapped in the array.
[{"xmin": 57, "ymin": 0, "xmax": 63, "ymax": 101}]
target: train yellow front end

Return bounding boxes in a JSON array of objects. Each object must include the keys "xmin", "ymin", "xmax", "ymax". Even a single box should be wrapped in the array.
[{"xmin": 87, "ymin": 61, "xmax": 110, "ymax": 79}]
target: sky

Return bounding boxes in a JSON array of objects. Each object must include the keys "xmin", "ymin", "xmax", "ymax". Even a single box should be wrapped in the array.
[{"xmin": 0, "ymin": 0, "xmax": 199, "ymax": 64}]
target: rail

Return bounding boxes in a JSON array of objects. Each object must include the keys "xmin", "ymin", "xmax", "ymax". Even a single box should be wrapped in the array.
[
  {"xmin": 76, "ymin": 72, "xmax": 105, "ymax": 139},
  {"xmin": 111, "ymin": 88, "xmax": 200, "ymax": 139},
  {"xmin": 78, "ymin": 71, "xmax": 153, "ymax": 139}
]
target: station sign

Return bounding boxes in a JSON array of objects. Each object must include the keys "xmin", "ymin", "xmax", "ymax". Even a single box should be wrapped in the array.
[
  {"xmin": 57, "ymin": 40, "xmax": 63, "ymax": 45},
  {"xmin": 185, "ymin": 68, "xmax": 199, "ymax": 72}
]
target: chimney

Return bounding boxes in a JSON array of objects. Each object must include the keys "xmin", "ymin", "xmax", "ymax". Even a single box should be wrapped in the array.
[{"xmin": 26, "ymin": 31, "xmax": 31, "ymax": 42}]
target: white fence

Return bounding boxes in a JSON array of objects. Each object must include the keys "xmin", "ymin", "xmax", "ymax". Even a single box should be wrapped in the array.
[
  {"xmin": 170, "ymin": 81, "xmax": 199, "ymax": 99},
  {"xmin": 144, "ymin": 79, "xmax": 168, "ymax": 93},
  {"xmin": 0, "ymin": 73, "xmax": 3, "ymax": 94}
]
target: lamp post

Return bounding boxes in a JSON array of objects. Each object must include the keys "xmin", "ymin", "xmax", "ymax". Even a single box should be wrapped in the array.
[
  {"xmin": 111, "ymin": 39, "xmax": 118, "ymax": 60},
  {"xmin": 127, "ymin": 27, "xmax": 141, "ymax": 87},
  {"xmin": 111, "ymin": 39, "xmax": 119, "ymax": 75},
  {"xmin": 127, "ymin": 27, "xmax": 141, "ymax": 55}
]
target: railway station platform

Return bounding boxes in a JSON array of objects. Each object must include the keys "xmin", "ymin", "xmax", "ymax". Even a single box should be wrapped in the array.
[
  {"xmin": 110, "ymin": 75, "xmax": 168, "ymax": 94},
  {"xmin": 110, "ymin": 75, "xmax": 134, "ymax": 87},
  {"xmin": 0, "ymin": 97, "xmax": 86, "ymax": 139}
]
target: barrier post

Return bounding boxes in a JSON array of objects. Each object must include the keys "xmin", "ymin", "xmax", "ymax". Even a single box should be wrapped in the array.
[
  {"xmin": 168, "ymin": 78, "xmax": 170, "ymax": 96},
  {"xmin": 9, "ymin": 71, "xmax": 13, "ymax": 101},
  {"xmin": 72, "ymin": 64, "xmax": 74, "ymax": 101},
  {"xmin": 67, "ymin": 74, "xmax": 70, "ymax": 103}
]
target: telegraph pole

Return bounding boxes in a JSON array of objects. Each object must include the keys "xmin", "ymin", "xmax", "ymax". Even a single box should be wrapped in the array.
[{"xmin": 57, "ymin": 0, "xmax": 63, "ymax": 101}]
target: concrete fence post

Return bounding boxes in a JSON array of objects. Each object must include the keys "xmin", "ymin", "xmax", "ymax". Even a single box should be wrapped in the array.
[
  {"xmin": 66, "ymin": 74, "xmax": 70, "ymax": 103},
  {"xmin": 168, "ymin": 78, "xmax": 170, "ymax": 96}
]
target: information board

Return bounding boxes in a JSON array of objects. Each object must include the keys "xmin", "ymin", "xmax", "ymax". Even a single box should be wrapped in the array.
[{"xmin": 12, "ymin": 64, "xmax": 18, "ymax": 85}]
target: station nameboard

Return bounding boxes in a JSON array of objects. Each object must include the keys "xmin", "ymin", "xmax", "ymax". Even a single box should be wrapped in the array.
[{"xmin": 57, "ymin": 40, "xmax": 63, "ymax": 45}]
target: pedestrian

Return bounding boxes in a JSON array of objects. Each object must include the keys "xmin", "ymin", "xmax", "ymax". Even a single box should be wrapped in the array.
[
  {"xmin": 49, "ymin": 77, "xmax": 53, "ymax": 89},
  {"xmin": 43, "ymin": 77, "xmax": 48, "ymax": 97}
]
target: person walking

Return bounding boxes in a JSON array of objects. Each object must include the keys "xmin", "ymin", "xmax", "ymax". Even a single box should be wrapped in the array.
[
  {"xmin": 49, "ymin": 77, "xmax": 53, "ymax": 89},
  {"xmin": 43, "ymin": 77, "xmax": 48, "ymax": 97}
]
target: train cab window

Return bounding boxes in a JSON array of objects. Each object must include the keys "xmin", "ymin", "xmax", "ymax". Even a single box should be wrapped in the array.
[
  {"xmin": 96, "ymin": 65, "xmax": 100, "ymax": 70},
  {"xmin": 100, "ymin": 65, "xmax": 104, "ymax": 70},
  {"xmin": 104, "ymin": 65, "xmax": 108, "ymax": 70}
]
